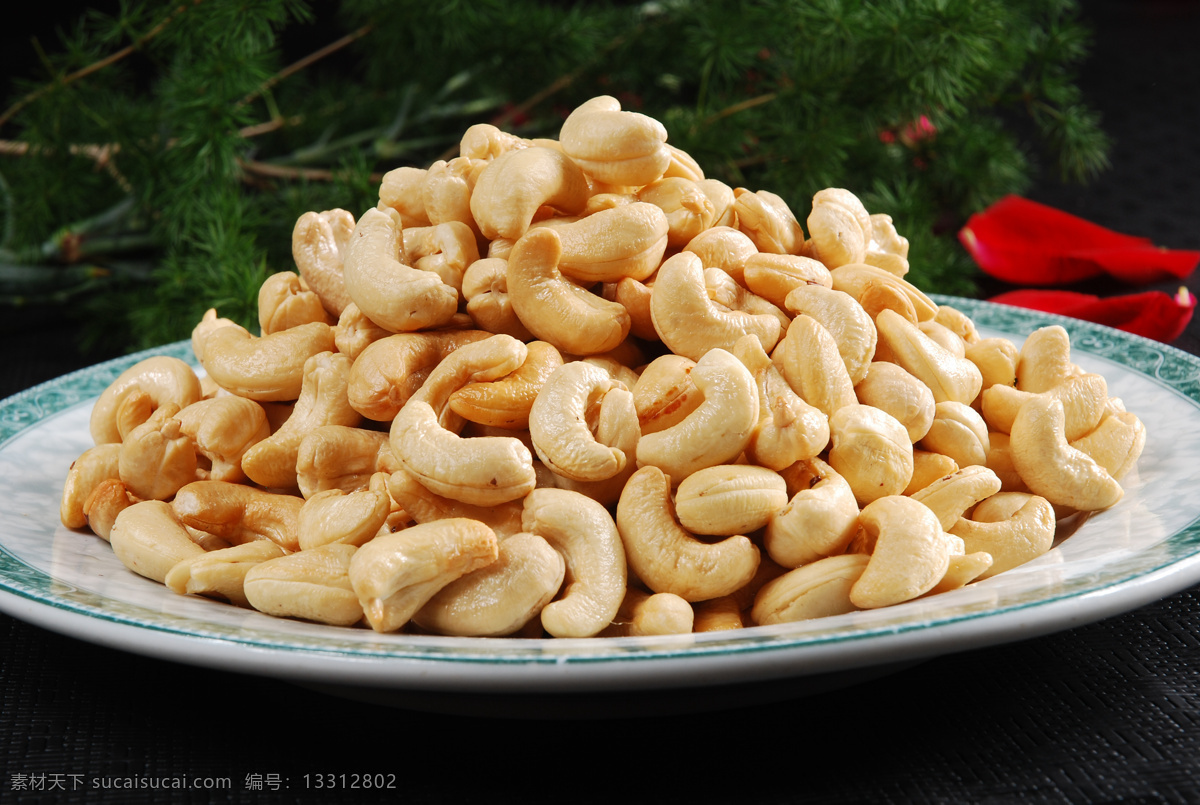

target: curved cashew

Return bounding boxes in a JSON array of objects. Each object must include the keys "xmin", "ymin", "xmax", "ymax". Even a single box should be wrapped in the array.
[
  {"xmin": 172, "ymin": 480, "xmax": 304, "ymax": 552},
  {"xmin": 698, "ymin": 178, "xmax": 738, "ymax": 227},
  {"xmin": 920, "ymin": 401, "xmax": 990, "ymax": 469},
  {"xmin": 200, "ymin": 322, "xmax": 336, "ymax": 402},
  {"xmin": 82, "ymin": 478, "xmax": 137, "ymax": 541},
  {"xmin": 733, "ymin": 188, "xmax": 804, "ymax": 254},
  {"xmin": 461, "ymin": 257, "xmax": 536, "ymax": 340},
  {"xmin": 674, "ymin": 464, "xmax": 788, "ymax": 537},
  {"xmin": 684, "ymin": 225, "xmax": 758, "ymax": 283},
  {"xmin": 258, "ymin": 271, "xmax": 335, "ymax": 335},
  {"xmin": 906, "ymin": 449, "xmax": 961, "ymax": 496},
  {"xmin": 635, "ymin": 347, "xmax": 758, "ymax": 482},
  {"xmin": 752, "ymin": 554, "xmax": 870, "ymax": 625},
  {"xmin": 704, "ymin": 267, "xmax": 791, "ymax": 334},
  {"xmin": 400, "ymin": 221, "xmax": 480, "ymax": 295},
  {"xmin": 875, "ymin": 308, "xmax": 982, "ymax": 406},
  {"xmin": 828, "ymin": 403, "xmax": 914, "ymax": 506},
  {"xmin": 1071, "ymin": 411, "xmax": 1146, "ymax": 480},
  {"xmin": 173, "ymin": 396, "xmax": 270, "ymax": 484},
  {"xmin": 1017, "ymin": 325, "xmax": 1075, "ymax": 393},
  {"xmin": 414, "ymin": 531, "xmax": 565, "ymax": 637},
  {"xmin": 853, "ymin": 361, "xmax": 935, "ymax": 443},
  {"xmin": 867, "ymin": 212, "xmax": 909, "ymax": 258},
  {"xmin": 545, "ymin": 385, "xmax": 640, "ymax": 507},
  {"xmin": 333, "ymin": 302, "xmax": 392, "ymax": 362},
  {"xmin": 785, "ymin": 284, "xmax": 877, "ymax": 385},
  {"xmin": 90, "ymin": 356, "xmax": 203, "ymax": 445},
  {"xmin": 117, "ymin": 404, "xmax": 197, "ymax": 501},
  {"xmin": 61, "ymin": 443, "xmax": 123, "ymax": 529},
  {"xmin": 650, "ymin": 250, "xmax": 781, "ymax": 361},
  {"xmin": 910, "ymin": 465, "xmax": 1003, "ymax": 531},
  {"xmin": 850, "ymin": 495, "xmax": 953, "ymax": 609},
  {"xmin": 470, "ymin": 146, "xmax": 591, "ymax": 240},
  {"xmin": 778, "ymin": 314, "xmax": 858, "ymax": 418},
  {"xmin": 386, "ymin": 468, "xmax": 525, "ymax": 538},
  {"xmin": 806, "ymin": 188, "xmax": 872, "ymax": 268},
  {"xmin": 637, "ymin": 177, "xmax": 716, "ymax": 248},
  {"xmin": 295, "ymin": 425, "xmax": 398, "ymax": 499},
  {"xmin": 732, "ymin": 334, "xmax": 829, "ymax": 471},
  {"xmin": 981, "ymin": 373, "xmax": 1108, "ymax": 440},
  {"xmin": 983, "ymin": 432, "xmax": 1029, "ymax": 493},
  {"xmin": 292, "ymin": 209, "xmax": 356, "ymax": 316},
  {"xmin": 349, "ymin": 519, "xmax": 498, "ymax": 633},
  {"xmin": 297, "ymin": 483, "xmax": 391, "ymax": 551},
  {"xmin": 522, "ymin": 488, "xmax": 627, "ymax": 638},
  {"xmin": 347, "ymin": 329, "xmax": 492, "ymax": 422},
  {"xmin": 918, "ymin": 320, "xmax": 967, "ymax": 358},
  {"xmin": 459, "ymin": 123, "xmax": 531, "ymax": 160},
  {"xmin": 1009, "ymin": 395, "xmax": 1123, "ymax": 511},
  {"xmin": 378, "ymin": 166, "xmax": 431, "ymax": 227},
  {"xmin": 966, "ymin": 337, "xmax": 1020, "ymax": 392},
  {"xmin": 166, "ymin": 539, "xmax": 286, "ymax": 607},
  {"xmin": 389, "ymin": 335, "xmax": 537, "ymax": 506},
  {"xmin": 831, "ymin": 263, "xmax": 938, "ymax": 322},
  {"xmin": 764, "ymin": 458, "xmax": 860, "ymax": 568},
  {"xmin": 528, "ymin": 361, "xmax": 629, "ymax": 482},
  {"xmin": 341, "ymin": 207, "xmax": 459, "ymax": 333},
  {"xmin": 535, "ymin": 202, "xmax": 668, "ymax": 283},
  {"xmin": 449, "ymin": 340, "xmax": 563, "ymax": 430},
  {"xmin": 244, "ymin": 543, "xmax": 364, "ymax": 626},
  {"xmin": 742, "ymin": 253, "xmax": 833, "ymax": 309},
  {"xmin": 422, "ymin": 156, "xmax": 486, "ymax": 238},
  {"xmin": 109, "ymin": 500, "xmax": 206, "ymax": 584},
  {"xmin": 950, "ymin": 492, "xmax": 1056, "ymax": 577},
  {"xmin": 505, "ymin": 227, "xmax": 630, "ymax": 355},
  {"xmin": 616, "ymin": 466, "xmax": 760, "ymax": 602},
  {"xmin": 633, "ymin": 354, "xmax": 701, "ymax": 435},
  {"xmin": 558, "ymin": 95, "xmax": 670, "ymax": 187}
]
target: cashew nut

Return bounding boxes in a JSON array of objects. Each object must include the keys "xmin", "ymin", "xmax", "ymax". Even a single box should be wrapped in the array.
[
  {"xmin": 1016, "ymin": 325, "xmax": 1075, "ymax": 393},
  {"xmin": 764, "ymin": 457, "xmax": 860, "ymax": 568},
  {"xmin": 200, "ymin": 321, "xmax": 336, "ymax": 402},
  {"xmin": 449, "ymin": 340, "xmax": 563, "ymax": 430},
  {"xmin": 1071, "ymin": 411, "xmax": 1146, "ymax": 481},
  {"xmin": 172, "ymin": 480, "xmax": 303, "ymax": 552},
  {"xmin": 853, "ymin": 361, "xmax": 935, "ymax": 443},
  {"xmin": 919, "ymin": 401, "xmax": 991, "ymax": 469},
  {"xmin": 244, "ymin": 543, "xmax": 364, "ymax": 626},
  {"xmin": 295, "ymin": 425, "xmax": 399, "ymax": 499},
  {"xmin": 850, "ymin": 495, "xmax": 953, "ymax": 609},
  {"xmin": 827, "ymin": 403, "xmax": 914, "ymax": 506},
  {"xmin": 257, "ymin": 271, "xmax": 335, "ymax": 335},
  {"xmin": 733, "ymin": 188, "xmax": 804, "ymax": 254},
  {"xmin": 470, "ymin": 146, "xmax": 591, "ymax": 240},
  {"xmin": 166, "ymin": 539, "xmax": 286, "ymax": 607},
  {"xmin": 785, "ymin": 284, "xmax": 877, "ymax": 385},
  {"xmin": 1009, "ymin": 395, "xmax": 1123, "ymax": 511},
  {"xmin": 981, "ymin": 373, "xmax": 1108, "ymax": 441},
  {"xmin": 742, "ymin": 252, "xmax": 834, "ymax": 309},
  {"xmin": 684, "ymin": 225, "xmax": 758, "ymax": 283},
  {"xmin": 61, "ymin": 443, "xmax": 123, "ymax": 529},
  {"xmin": 674, "ymin": 464, "xmax": 788, "ymax": 537},
  {"xmin": 778, "ymin": 314, "xmax": 857, "ymax": 418},
  {"xmin": 910, "ymin": 465, "xmax": 1003, "ymax": 531},
  {"xmin": 292, "ymin": 209, "xmax": 356, "ymax": 316},
  {"xmin": 949, "ymin": 492, "xmax": 1056, "ymax": 577},
  {"xmin": 529, "ymin": 361, "xmax": 630, "ymax": 483},
  {"xmin": 558, "ymin": 95, "xmax": 670, "ymax": 187},
  {"xmin": 173, "ymin": 396, "xmax": 270, "ymax": 484},
  {"xmin": 875, "ymin": 308, "xmax": 982, "ymax": 406},
  {"xmin": 752, "ymin": 554, "xmax": 870, "ymax": 625},
  {"xmin": 109, "ymin": 500, "xmax": 206, "ymax": 584},
  {"xmin": 89, "ymin": 356, "xmax": 203, "ymax": 445}
]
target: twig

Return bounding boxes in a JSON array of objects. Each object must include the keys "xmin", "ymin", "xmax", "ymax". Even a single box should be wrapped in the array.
[
  {"xmin": 238, "ymin": 24, "xmax": 373, "ymax": 110},
  {"xmin": 237, "ymin": 158, "xmax": 383, "ymax": 185},
  {"xmin": 703, "ymin": 92, "xmax": 778, "ymax": 126},
  {"xmin": 0, "ymin": 1, "xmax": 201, "ymax": 131},
  {"xmin": 0, "ymin": 140, "xmax": 131, "ymax": 191}
]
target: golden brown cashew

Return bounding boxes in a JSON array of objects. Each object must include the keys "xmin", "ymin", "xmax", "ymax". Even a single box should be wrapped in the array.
[
  {"xmin": 349, "ymin": 519, "xmax": 498, "ymax": 633},
  {"xmin": 470, "ymin": 146, "xmax": 591, "ymax": 240},
  {"xmin": 616, "ymin": 466, "xmax": 760, "ymax": 602},
  {"xmin": 764, "ymin": 458, "xmax": 860, "ymax": 568},
  {"xmin": 1009, "ymin": 395, "xmax": 1123, "ymax": 511},
  {"xmin": 90, "ymin": 356, "xmax": 203, "ymax": 445},
  {"xmin": 650, "ymin": 250, "xmax": 782, "ymax": 361},
  {"xmin": 61, "ymin": 443, "xmax": 123, "ymax": 529},
  {"xmin": 558, "ymin": 95, "xmax": 671, "ymax": 187},
  {"xmin": 109, "ymin": 500, "xmax": 206, "ymax": 584},
  {"xmin": 950, "ymin": 492, "xmax": 1056, "ymax": 578},
  {"xmin": 173, "ymin": 397, "xmax": 270, "ymax": 484},
  {"xmin": 295, "ymin": 425, "xmax": 398, "ymax": 499},
  {"xmin": 292, "ymin": 209, "xmax": 356, "ymax": 316},
  {"xmin": 449, "ymin": 340, "xmax": 563, "ymax": 430},
  {"xmin": 82, "ymin": 478, "xmax": 137, "ymax": 541},
  {"xmin": 505, "ymin": 227, "xmax": 631, "ymax": 356},
  {"xmin": 635, "ymin": 347, "xmax": 758, "ymax": 482},
  {"xmin": 200, "ymin": 322, "xmax": 336, "ymax": 402},
  {"xmin": 342, "ymin": 207, "xmax": 459, "ymax": 333},
  {"xmin": 245, "ymin": 543, "xmax": 364, "ymax": 627},
  {"xmin": 528, "ymin": 361, "xmax": 629, "ymax": 483},
  {"xmin": 241, "ymin": 351, "xmax": 360, "ymax": 490},
  {"xmin": 522, "ymin": 488, "xmax": 628, "ymax": 638},
  {"xmin": 389, "ymin": 335, "xmax": 537, "ymax": 506},
  {"xmin": 414, "ymin": 532, "xmax": 566, "ymax": 637},
  {"xmin": 166, "ymin": 540, "xmax": 286, "ymax": 608},
  {"xmin": 850, "ymin": 495, "xmax": 953, "ymax": 609},
  {"xmin": 172, "ymin": 480, "xmax": 304, "ymax": 552}
]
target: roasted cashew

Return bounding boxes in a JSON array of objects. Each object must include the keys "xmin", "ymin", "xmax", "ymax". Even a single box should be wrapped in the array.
[
  {"xmin": 674, "ymin": 464, "xmax": 788, "ymax": 537},
  {"xmin": 459, "ymin": 122, "xmax": 531, "ymax": 160},
  {"xmin": 528, "ymin": 361, "xmax": 629, "ymax": 483},
  {"xmin": 341, "ymin": 207, "xmax": 459, "ymax": 333},
  {"xmin": 61, "ymin": 443, "xmax": 123, "ymax": 529},
  {"xmin": 471, "ymin": 146, "xmax": 591, "ymax": 240},
  {"xmin": 831, "ymin": 263, "xmax": 938, "ymax": 322},
  {"xmin": 297, "ymin": 483, "xmax": 391, "ymax": 551},
  {"xmin": 827, "ymin": 403, "xmax": 914, "ymax": 506},
  {"xmin": 414, "ymin": 531, "xmax": 566, "ymax": 637},
  {"xmin": 1009, "ymin": 395, "xmax": 1123, "ymax": 511},
  {"xmin": 200, "ymin": 321, "xmax": 336, "ymax": 402},
  {"xmin": 378, "ymin": 166, "xmax": 431, "ymax": 227},
  {"xmin": 981, "ymin": 373, "xmax": 1108, "ymax": 440},
  {"xmin": 505, "ymin": 228, "xmax": 631, "ymax": 356},
  {"xmin": 692, "ymin": 596, "xmax": 744, "ymax": 632},
  {"xmin": 386, "ymin": 468, "xmax": 525, "ymax": 538},
  {"xmin": 89, "ymin": 356, "xmax": 203, "ymax": 445},
  {"xmin": 785, "ymin": 284, "xmax": 877, "ymax": 385},
  {"xmin": 558, "ymin": 95, "xmax": 670, "ymax": 187},
  {"xmin": 401, "ymin": 221, "xmax": 480, "ymax": 294},
  {"xmin": 536, "ymin": 202, "xmax": 668, "ymax": 283},
  {"xmin": 806, "ymin": 187, "xmax": 872, "ymax": 268},
  {"xmin": 965, "ymin": 337, "xmax": 1020, "ymax": 392},
  {"xmin": 742, "ymin": 252, "xmax": 834, "ymax": 309},
  {"xmin": 461, "ymin": 257, "xmax": 536, "ymax": 340},
  {"xmin": 684, "ymin": 225, "xmax": 758, "ymax": 283},
  {"xmin": 422, "ymin": 156, "xmax": 486, "ymax": 238},
  {"xmin": 633, "ymin": 354, "xmax": 701, "ymax": 435},
  {"xmin": 292, "ymin": 209, "xmax": 356, "ymax": 316},
  {"xmin": 733, "ymin": 188, "xmax": 805, "ymax": 254},
  {"xmin": 949, "ymin": 492, "xmax": 1056, "ymax": 577},
  {"xmin": 1016, "ymin": 325, "xmax": 1075, "ymax": 393},
  {"xmin": 449, "ymin": 340, "xmax": 563, "ymax": 430},
  {"xmin": 853, "ymin": 361, "xmax": 935, "ymax": 443},
  {"xmin": 919, "ymin": 401, "xmax": 990, "ymax": 469},
  {"xmin": 637, "ymin": 177, "xmax": 716, "ymax": 248},
  {"xmin": 333, "ymin": 302, "xmax": 392, "ymax": 362},
  {"xmin": 752, "ymin": 554, "xmax": 870, "ymax": 625},
  {"xmin": 242, "ymin": 351, "xmax": 359, "ymax": 490},
  {"xmin": 82, "ymin": 478, "xmax": 137, "ymax": 541},
  {"xmin": 258, "ymin": 271, "xmax": 335, "ymax": 335},
  {"xmin": 609, "ymin": 588, "xmax": 695, "ymax": 637},
  {"xmin": 849, "ymin": 495, "xmax": 953, "ymax": 609},
  {"xmin": 172, "ymin": 480, "xmax": 304, "ymax": 552},
  {"xmin": 165, "ymin": 539, "xmax": 286, "ymax": 607},
  {"xmin": 244, "ymin": 543, "xmax": 364, "ymax": 626},
  {"xmin": 910, "ymin": 465, "xmax": 1003, "ymax": 531},
  {"xmin": 906, "ymin": 450, "xmax": 961, "ymax": 496},
  {"xmin": 117, "ymin": 404, "xmax": 197, "ymax": 501},
  {"xmin": 650, "ymin": 250, "xmax": 781, "ymax": 361},
  {"xmin": 875, "ymin": 308, "xmax": 982, "ymax": 406},
  {"xmin": 764, "ymin": 457, "xmax": 860, "ymax": 568},
  {"xmin": 295, "ymin": 425, "xmax": 399, "ymax": 499},
  {"xmin": 389, "ymin": 335, "xmax": 537, "ymax": 506},
  {"xmin": 778, "ymin": 314, "xmax": 857, "ymax": 418},
  {"xmin": 616, "ymin": 465, "xmax": 760, "ymax": 602},
  {"xmin": 347, "ymin": 329, "xmax": 491, "ymax": 422},
  {"xmin": 173, "ymin": 397, "xmax": 270, "ymax": 484},
  {"xmin": 109, "ymin": 500, "xmax": 206, "ymax": 584},
  {"xmin": 635, "ymin": 347, "xmax": 758, "ymax": 482}
]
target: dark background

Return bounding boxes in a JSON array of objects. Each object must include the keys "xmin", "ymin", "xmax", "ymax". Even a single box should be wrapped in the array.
[{"xmin": 2, "ymin": 2, "xmax": 1200, "ymax": 803}]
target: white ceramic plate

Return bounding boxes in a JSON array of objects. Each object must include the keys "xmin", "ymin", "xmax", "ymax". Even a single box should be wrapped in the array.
[{"xmin": 3, "ymin": 297, "xmax": 1200, "ymax": 706}]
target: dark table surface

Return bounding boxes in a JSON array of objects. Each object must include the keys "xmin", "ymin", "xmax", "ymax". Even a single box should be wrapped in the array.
[{"xmin": 3, "ymin": 2, "xmax": 1200, "ymax": 803}]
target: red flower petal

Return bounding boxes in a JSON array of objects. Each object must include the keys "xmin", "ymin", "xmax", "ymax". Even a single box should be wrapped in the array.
[
  {"xmin": 990, "ymin": 286, "xmax": 1196, "ymax": 343},
  {"xmin": 960, "ymin": 196, "xmax": 1199, "ymax": 286}
]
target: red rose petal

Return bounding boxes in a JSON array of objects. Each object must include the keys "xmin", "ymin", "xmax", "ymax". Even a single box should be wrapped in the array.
[
  {"xmin": 990, "ymin": 286, "xmax": 1196, "ymax": 343},
  {"xmin": 960, "ymin": 196, "xmax": 1199, "ymax": 286}
]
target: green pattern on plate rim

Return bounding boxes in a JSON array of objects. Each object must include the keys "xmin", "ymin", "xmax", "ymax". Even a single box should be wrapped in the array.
[{"xmin": 2, "ymin": 297, "xmax": 1200, "ymax": 666}]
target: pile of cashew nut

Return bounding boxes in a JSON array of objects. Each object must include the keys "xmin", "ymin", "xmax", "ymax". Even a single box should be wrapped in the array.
[{"xmin": 60, "ymin": 95, "xmax": 1147, "ymax": 639}]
